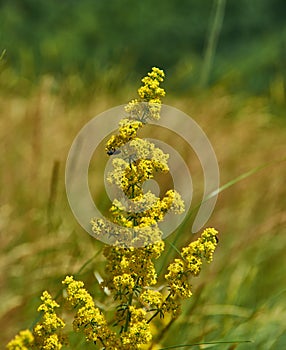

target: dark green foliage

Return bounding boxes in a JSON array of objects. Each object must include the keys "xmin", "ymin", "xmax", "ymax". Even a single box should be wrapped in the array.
[{"xmin": 0, "ymin": 0, "xmax": 285, "ymax": 93}]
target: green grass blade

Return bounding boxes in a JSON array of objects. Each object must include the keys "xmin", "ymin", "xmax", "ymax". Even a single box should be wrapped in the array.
[
  {"xmin": 159, "ymin": 157, "xmax": 286, "ymax": 275},
  {"xmin": 159, "ymin": 339, "xmax": 253, "ymax": 349}
]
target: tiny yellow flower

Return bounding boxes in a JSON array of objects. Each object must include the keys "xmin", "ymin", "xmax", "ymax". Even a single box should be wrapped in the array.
[
  {"xmin": 6, "ymin": 329, "xmax": 34, "ymax": 350},
  {"xmin": 166, "ymin": 228, "xmax": 219, "ymax": 299},
  {"xmin": 32, "ymin": 291, "xmax": 65, "ymax": 350}
]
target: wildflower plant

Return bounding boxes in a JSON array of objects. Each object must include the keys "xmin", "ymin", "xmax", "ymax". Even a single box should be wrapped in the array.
[
  {"xmin": 7, "ymin": 67, "xmax": 219, "ymax": 349},
  {"xmin": 91, "ymin": 67, "xmax": 185, "ymax": 248}
]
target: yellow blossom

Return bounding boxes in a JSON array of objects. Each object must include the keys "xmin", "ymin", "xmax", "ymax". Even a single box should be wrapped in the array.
[
  {"xmin": 165, "ymin": 228, "xmax": 219, "ymax": 299},
  {"xmin": 139, "ymin": 289, "xmax": 163, "ymax": 309},
  {"xmin": 62, "ymin": 276, "xmax": 117, "ymax": 345},
  {"xmin": 6, "ymin": 330, "xmax": 34, "ymax": 350},
  {"xmin": 33, "ymin": 291, "xmax": 65, "ymax": 350},
  {"xmin": 120, "ymin": 306, "xmax": 152, "ymax": 347},
  {"xmin": 105, "ymin": 119, "xmax": 143, "ymax": 155},
  {"xmin": 114, "ymin": 273, "xmax": 136, "ymax": 293},
  {"xmin": 138, "ymin": 67, "xmax": 165, "ymax": 101}
]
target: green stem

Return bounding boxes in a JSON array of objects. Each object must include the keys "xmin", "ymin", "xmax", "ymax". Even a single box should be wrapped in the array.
[
  {"xmin": 123, "ymin": 292, "xmax": 134, "ymax": 332},
  {"xmin": 123, "ymin": 277, "xmax": 140, "ymax": 332},
  {"xmin": 97, "ymin": 336, "xmax": 106, "ymax": 348},
  {"xmin": 200, "ymin": 0, "xmax": 226, "ymax": 88},
  {"xmin": 147, "ymin": 293, "xmax": 171, "ymax": 324}
]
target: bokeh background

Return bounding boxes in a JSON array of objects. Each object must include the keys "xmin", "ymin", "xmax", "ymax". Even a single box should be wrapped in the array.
[{"xmin": 1, "ymin": 0, "xmax": 286, "ymax": 348}]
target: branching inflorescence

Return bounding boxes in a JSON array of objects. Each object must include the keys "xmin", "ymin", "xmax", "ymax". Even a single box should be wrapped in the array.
[
  {"xmin": 7, "ymin": 67, "xmax": 219, "ymax": 350},
  {"xmin": 91, "ymin": 67, "xmax": 184, "ymax": 248}
]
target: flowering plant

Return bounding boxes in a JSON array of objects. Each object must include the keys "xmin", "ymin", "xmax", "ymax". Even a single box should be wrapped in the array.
[{"xmin": 7, "ymin": 67, "xmax": 218, "ymax": 350}]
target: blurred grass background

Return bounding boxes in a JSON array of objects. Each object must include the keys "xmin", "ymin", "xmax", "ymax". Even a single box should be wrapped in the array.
[{"xmin": 0, "ymin": 0, "xmax": 286, "ymax": 348}]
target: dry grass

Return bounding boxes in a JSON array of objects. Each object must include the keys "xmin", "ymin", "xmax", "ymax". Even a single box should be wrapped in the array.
[{"xmin": 1, "ymin": 79, "xmax": 285, "ymax": 348}]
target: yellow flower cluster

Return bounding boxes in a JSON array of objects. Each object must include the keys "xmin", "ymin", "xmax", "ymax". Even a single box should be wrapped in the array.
[
  {"xmin": 110, "ymin": 189, "xmax": 184, "ymax": 229},
  {"xmin": 106, "ymin": 67, "xmax": 165, "ymax": 156},
  {"xmin": 165, "ymin": 228, "xmax": 219, "ymax": 298},
  {"xmin": 118, "ymin": 158, "xmax": 166, "ymax": 199},
  {"xmin": 93, "ymin": 67, "xmax": 184, "ymax": 247},
  {"xmin": 91, "ymin": 216, "xmax": 163, "ymax": 247},
  {"xmin": 7, "ymin": 292, "xmax": 65, "ymax": 350},
  {"xmin": 6, "ymin": 329, "xmax": 34, "ymax": 350},
  {"xmin": 125, "ymin": 67, "xmax": 165, "ymax": 121},
  {"xmin": 103, "ymin": 241, "xmax": 165, "ymax": 294},
  {"xmin": 114, "ymin": 273, "xmax": 136, "ymax": 293},
  {"xmin": 138, "ymin": 67, "xmax": 165, "ymax": 121},
  {"xmin": 33, "ymin": 291, "xmax": 65, "ymax": 349},
  {"xmin": 62, "ymin": 276, "xmax": 117, "ymax": 347},
  {"xmin": 107, "ymin": 138, "xmax": 169, "ymax": 195},
  {"xmin": 120, "ymin": 306, "xmax": 152, "ymax": 348},
  {"xmin": 139, "ymin": 289, "xmax": 163, "ymax": 309},
  {"xmin": 7, "ymin": 67, "xmax": 220, "ymax": 350},
  {"xmin": 138, "ymin": 67, "xmax": 165, "ymax": 100},
  {"xmin": 105, "ymin": 119, "xmax": 143, "ymax": 155},
  {"xmin": 62, "ymin": 275, "xmax": 157, "ymax": 349},
  {"xmin": 7, "ymin": 230, "xmax": 219, "ymax": 349}
]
